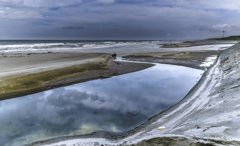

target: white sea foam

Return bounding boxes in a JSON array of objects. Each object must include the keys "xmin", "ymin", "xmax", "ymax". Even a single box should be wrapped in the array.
[
  {"xmin": 0, "ymin": 41, "xmax": 145, "ymax": 54},
  {"xmin": 0, "ymin": 40, "xmax": 236, "ymax": 55}
]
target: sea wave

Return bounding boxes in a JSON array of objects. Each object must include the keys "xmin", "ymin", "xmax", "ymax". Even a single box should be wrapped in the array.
[
  {"xmin": 0, "ymin": 41, "xmax": 142, "ymax": 54},
  {"xmin": 0, "ymin": 40, "xmax": 180, "ymax": 54}
]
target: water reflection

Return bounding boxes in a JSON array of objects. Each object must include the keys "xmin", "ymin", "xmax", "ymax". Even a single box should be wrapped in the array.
[{"xmin": 0, "ymin": 64, "xmax": 202, "ymax": 146}]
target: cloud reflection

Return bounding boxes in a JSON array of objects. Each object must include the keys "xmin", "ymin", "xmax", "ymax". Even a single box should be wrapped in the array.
[{"xmin": 0, "ymin": 63, "xmax": 202, "ymax": 146}]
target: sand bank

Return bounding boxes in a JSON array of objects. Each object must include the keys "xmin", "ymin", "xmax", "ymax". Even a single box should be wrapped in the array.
[
  {"xmin": 123, "ymin": 50, "xmax": 218, "ymax": 70},
  {"xmin": 0, "ymin": 53, "xmax": 153, "ymax": 101},
  {"xmin": 122, "ymin": 42, "xmax": 235, "ymax": 70},
  {"xmin": 161, "ymin": 40, "xmax": 237, "ymax": 48}
]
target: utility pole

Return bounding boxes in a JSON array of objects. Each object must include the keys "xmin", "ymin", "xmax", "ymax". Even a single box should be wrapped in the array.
[{"xmin": 223, "ymin": 30, "xmax": 225, "ymax": 38}]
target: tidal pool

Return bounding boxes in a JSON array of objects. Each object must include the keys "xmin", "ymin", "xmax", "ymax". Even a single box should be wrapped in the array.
[{"xmin": 0, "ymin": 63, "xmax": 202, "ymax": 146}]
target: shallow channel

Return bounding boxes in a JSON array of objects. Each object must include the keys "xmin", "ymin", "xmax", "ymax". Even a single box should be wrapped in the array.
[{"xmin": 0, "ymin": 63, "xmax": 203, "ymax": 146}]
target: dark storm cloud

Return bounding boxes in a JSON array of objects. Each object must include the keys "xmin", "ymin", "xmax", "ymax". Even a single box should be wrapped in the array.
[{"xmin": 0, "ymin": 0, "xmax": 240, "ymax": 40}]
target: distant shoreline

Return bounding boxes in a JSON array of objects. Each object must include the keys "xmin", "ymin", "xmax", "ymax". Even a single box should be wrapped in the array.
[{"xmin": 208, "ymin": 35, "xmax": 240, "ymax": 41}]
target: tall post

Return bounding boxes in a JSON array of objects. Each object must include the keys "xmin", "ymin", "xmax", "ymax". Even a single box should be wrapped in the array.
[{"xmin": 223, "ymin": 30, "xmax": 225, "ymax": 38}]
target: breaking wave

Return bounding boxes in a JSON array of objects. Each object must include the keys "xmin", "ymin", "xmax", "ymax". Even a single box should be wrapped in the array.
[{"xmin": 0, "ymin": 41, "xmax": 140, "ymax": 54}]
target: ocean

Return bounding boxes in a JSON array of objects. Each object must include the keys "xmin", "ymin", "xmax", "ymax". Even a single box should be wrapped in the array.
[{"xmin": 0, "ymin": 40, "xmax": 182, "ymax": 55}]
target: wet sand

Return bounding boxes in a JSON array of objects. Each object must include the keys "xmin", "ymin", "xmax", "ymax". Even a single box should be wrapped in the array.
[
  {"xmin": 123, "ymin": 50, "xmax": 218, "ymax": 70},
  {"xmin": 0, "ymin": 53, "xmax": 153, "ymax": 101}
]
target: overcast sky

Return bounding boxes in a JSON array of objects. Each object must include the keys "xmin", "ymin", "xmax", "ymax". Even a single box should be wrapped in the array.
[{"xmin": 0, "ymin": 0, "xmax": 240, "ymax": 40}]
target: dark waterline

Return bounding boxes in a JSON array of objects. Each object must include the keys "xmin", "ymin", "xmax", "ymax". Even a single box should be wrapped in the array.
[{"xmin": 0, "ymin": 64, "xmax": 202, "ymax": 146}]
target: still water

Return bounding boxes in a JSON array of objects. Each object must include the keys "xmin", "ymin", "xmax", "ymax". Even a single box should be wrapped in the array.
[{"xmin": 0, "ymin": 63, "xmax": 202, "ymax": 146}]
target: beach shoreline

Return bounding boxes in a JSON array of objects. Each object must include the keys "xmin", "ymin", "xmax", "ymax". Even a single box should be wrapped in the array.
[
  {"xmin": 23, "ymin": 42, "xmax": 240, "ymax": 146},
  {"xmin": 1, "ymin": 41, "xmax": 223, "ymax": 101},
  {"xmin": 1, "ymin": 41, "xmax": 238, "ymax": 146}
]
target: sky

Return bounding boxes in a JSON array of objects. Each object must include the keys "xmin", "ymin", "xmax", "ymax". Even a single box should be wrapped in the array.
[{"xmin": 0, "ymin": 0, "xmax": 240, "ymax": 40}]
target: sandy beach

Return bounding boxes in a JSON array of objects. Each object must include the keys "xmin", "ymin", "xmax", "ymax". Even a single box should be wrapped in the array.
[
  {"xmin": 2, "ymin": 41, "xmax": 232, "ymax": 101},
  {"xmin": 19, "ymin": 41, "xmax": 240, "ymax": 146},
  {"xmin": 0, "ymin": 40, "xmax": 238, "ymax": 146},
  {"xmin": 0, "ymin": 53, "xmax": 153, "ymax": 101},
  {"xmin": 123, "ymin": 50, "xmax": 218, "ymax": 70}
]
